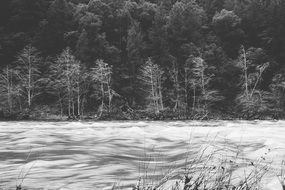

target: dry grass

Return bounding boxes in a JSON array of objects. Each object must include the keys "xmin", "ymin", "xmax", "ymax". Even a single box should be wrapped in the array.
[
  {"xmin": 7, "ymin": 142, "xmax": 284, "ymax": 190},
  {"xmin": 279, "ymin": 160, "xmax": 285, "ymax": 190},
  {"xmin": 126, "ymin": 145, "xmax": 278, "ymax": 190},
  {"xmin": 15, "ymin": 148, "xmax": 39, "ymax": 190}
]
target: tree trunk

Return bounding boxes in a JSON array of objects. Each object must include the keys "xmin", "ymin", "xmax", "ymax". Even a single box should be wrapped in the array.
[
  {"xmin": 81, "ymin": 96, "xmax": 85, "ymax": 119},
  {"xmin": 131, "ymin": 58, "xmax": 136, "ymax": 108},
  {"xmin": 184, "ymin": 67, "xmax": 189, "ymax": 112},
  {"xmin": 77, "ymin": 82, "xmax": 80, "ymax": 117},
  {"xmin": 9, "ymin": 68, "xmax": 13, "ymax": 113},
  {"xmin": 72, "ymin": 97, "xmax": 75, "ymax": 117},
  {"xmin": 60, "ymin": 99, "xmax": 63, "ymax": 119},
  {"xmin": 192, "ymin": 82, "xmax": 196, "ymax": 112},
  {"xmin": 242, "ymin": 46, "xmax": 249, "ymax": 100},
  {"xmin": 68, "ymin": 86, "xmax": 71, "ymax": 117},
  {"xmin": 6, "ymin": 66, "xmax": 12, "ymax": 113},
  {"xmin": 175, "ymin": 73, "xmax": 179, "ymax": 110},
  {"xmin": 107, "ymin": 76, "xmax": 112, "ymax": 112},
  {"xmin": 201, "ymin": 68, "xmax": 205, "ymax": 96},
  {"xmin": 18, "ymin": 96, "xmax": 22, "ymax": 112},
  {"xmin": 67, "ymin": 73, "xmax": 71, "ymax": 117},
  {"xmin": 150, "ymin": 68, "xmax": 157, "ymax": 113},
  {"xmin": 251, "ymin": 68, "xmax": 264, "ymax": 98},
  {"xmin": 100, "ymin": 81, "xmax": 104, "ymax": 116},
  {"xmin": 28, "ymin": 54, "xmax": 32, "ymax": 108},
  {"xmin": 158, "ymin": 77, "xmax": 163, "ymax": 110},
  {"xmin": 173, "ymin": 62, "xmax": 179, "ymax": 111}
]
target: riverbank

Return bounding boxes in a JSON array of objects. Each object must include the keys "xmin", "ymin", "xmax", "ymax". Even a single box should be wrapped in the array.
[{"xmin": 0, "ymin": 109, "xmax": 282, "ymax": 122}]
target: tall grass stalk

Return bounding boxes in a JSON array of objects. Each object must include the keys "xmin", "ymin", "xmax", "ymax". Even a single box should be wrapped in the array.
[{"xmin": 129, "ymin": 144, "xmax": 278, "ymax": 190}]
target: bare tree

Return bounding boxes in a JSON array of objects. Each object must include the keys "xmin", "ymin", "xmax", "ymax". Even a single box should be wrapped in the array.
[
  {"xmin": 190, "ymin": 56, "xmax": 222, "ymax": 113},
  {"xmin": 236, "ymin": 45, "xmax": 270, "ymax": 117},
  {"xmin": 0, "ymin": 65, "xmax": 15, "ymax": 113},
  {"xmin": 49, "ymin": 60, "xmax": 65, "ymax": 118},
  {"xmin": 169, "ymin": 59, "xmax": 184, "ymax": 111},
  {"xmin": 169, "ymin": 57, "xmax": 194, "ymax": 113},
  {"xmin": 270, "ymin": 73, "xmax": 285, "ymax": 112},
  {"xmin": 90, "ymin": 59, "xmax": 115, "ymax": 116},
  {"xmin": 139, "ymin": 58, "xmax": 164, "ymax": 114},
  {"xmin": 184, "ymin": 60, "xmax": 192, "ymax": 112},
  {"xmin": 78, "ymin": 66, "xmax": 91, "ymax": 118},
  {"xmin": 15, "ymin": 45, "xmax": 41, "ymax": 109},
  {"xmin": 55, "ymin": 47, "xmax": 82, "ymax": 118}
]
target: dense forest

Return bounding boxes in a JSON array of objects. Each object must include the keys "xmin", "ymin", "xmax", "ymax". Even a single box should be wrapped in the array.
[{"xmin": 0, "ymin": 0, "xmax": 285, "ymax": 120}]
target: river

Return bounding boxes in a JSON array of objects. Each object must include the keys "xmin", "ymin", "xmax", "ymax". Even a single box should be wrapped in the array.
[{"xmin": 0, "ymin": 120, "xmax": 285, "ymax": 190}]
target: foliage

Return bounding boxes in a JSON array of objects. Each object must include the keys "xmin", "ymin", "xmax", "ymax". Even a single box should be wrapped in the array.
[{"xmin": 213, "ymin": 9, "xmax": 244, "ymax": 58}]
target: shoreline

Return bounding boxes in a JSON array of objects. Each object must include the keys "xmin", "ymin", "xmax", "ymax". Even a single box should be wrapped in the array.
[
  {"xmin": 0, "ymin": 117, "xmax": 281, "ymax": 122},
  {"xmin": 0, "ymin": 109, "xmax": 283, "ymax": 122}
]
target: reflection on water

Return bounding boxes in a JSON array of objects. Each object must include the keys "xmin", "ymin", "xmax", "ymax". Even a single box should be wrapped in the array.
[{"xmin": 0, "ymin": 120, "xmax": 285, "ymax": 190}]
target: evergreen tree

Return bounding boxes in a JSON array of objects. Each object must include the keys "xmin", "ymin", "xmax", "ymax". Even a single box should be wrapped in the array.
[
  {"xmin": 212, "ymin": 9, "xmax": 244, "ymax": 58},
  {"xmin": 37, "ymin": 0, "xmax": 75, "ymax": 55},
  {"xmin": 126, "ymin": 21, "xmax": 145, "ymax": 106}
]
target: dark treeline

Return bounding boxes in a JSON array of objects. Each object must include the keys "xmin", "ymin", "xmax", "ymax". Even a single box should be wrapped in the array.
[{"xmin": 0, "ymin": 0, "xmax": 285, "ymax": 120}]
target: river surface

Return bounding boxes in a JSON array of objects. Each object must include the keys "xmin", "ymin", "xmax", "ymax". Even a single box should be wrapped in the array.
[{"xmin": 0, "ymin": 120, "xmax": 285, "ymax": 190}]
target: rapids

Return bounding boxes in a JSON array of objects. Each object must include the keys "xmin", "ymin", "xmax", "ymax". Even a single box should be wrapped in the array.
[{"xmin": 0, "ymin": 120, "xmax": 285, "ymax": 190}]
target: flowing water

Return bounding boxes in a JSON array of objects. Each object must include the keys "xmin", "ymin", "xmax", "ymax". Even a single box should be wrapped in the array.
[{"xmin": 0, "ymin": 120, "xmax": 285, "ymax": 190}]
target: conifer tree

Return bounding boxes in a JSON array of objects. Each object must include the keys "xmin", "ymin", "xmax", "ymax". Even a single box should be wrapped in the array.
[{"xmin": 126, "ymin": 21, "xmax": 144, "ymax": 106}]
